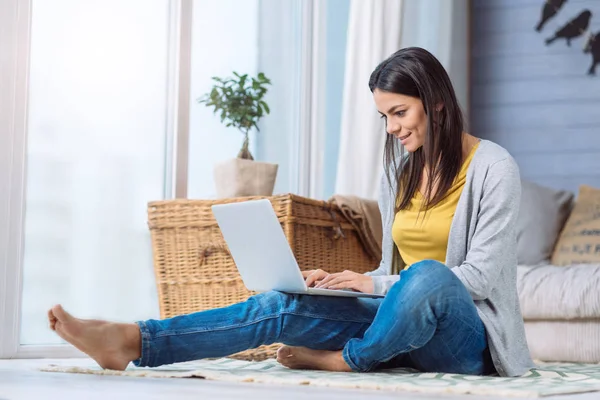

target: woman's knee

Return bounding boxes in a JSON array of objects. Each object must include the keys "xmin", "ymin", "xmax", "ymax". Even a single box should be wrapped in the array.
[
  {"xmin": 392, "ymin": 259, "xmax": 459, "ymax": 297},
  {"xmin": 410, "ymin": 259, "xmax": 448, "ymax": 274},
  {"xmin": 249, "ymin": 290, "xmax": 295, "ymax": 314}
]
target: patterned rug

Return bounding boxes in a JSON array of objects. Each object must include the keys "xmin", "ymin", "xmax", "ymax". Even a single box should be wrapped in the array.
[{"xmin": 41, "ymin": 358, "xmax": 600, "ymax": 398}]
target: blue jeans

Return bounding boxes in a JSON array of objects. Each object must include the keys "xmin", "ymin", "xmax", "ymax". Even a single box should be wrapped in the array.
[{"xmin": 134, "ymin": 260, "xmax": 495, "ymax": 374}]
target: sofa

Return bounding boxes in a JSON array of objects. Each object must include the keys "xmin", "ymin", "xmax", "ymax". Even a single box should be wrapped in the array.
[{"xmin": 516, "ymin": 181, "xmax": 600, "ymax": 363}]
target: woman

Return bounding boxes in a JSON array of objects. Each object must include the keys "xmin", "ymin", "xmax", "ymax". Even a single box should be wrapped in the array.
[{"xmin": 48, "ymin": 47, "xmax": 534, "ymax": 377}]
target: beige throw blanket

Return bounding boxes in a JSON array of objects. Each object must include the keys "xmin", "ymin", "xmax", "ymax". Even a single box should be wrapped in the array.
[{"xmin": 329, "ymin": 195, "xmax": 383, "ymax": 263}]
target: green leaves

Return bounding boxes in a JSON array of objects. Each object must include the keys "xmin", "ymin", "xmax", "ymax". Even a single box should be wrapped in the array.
[
  {"xmin": 259, "ymin": 101, "xmax": 270, "ymax": 114},
  {"xmin": 197, "ymin": 71, "xmax": 272, "ymax": 139}
]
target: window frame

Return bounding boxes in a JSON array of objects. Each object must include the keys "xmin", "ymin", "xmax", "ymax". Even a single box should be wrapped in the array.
[
  {"xmin": 296, "ymin": 0, "xmax": 327, "ymax": 200},
  {"xmin": 0, "ymin": 0, "xmax": 32, "ymax": 359}
]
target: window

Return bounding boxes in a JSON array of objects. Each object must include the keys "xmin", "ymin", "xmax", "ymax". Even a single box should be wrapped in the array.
[
  {"xmin": 0, "ymin": 0, "xmax": 343, "ymax": 358},
  {"xmin": 187, "ymin": 0, "xmax": 259, "ymax": 198},
  {"xmin": 21, "ymin": 0, "xmax": 171, "ymax": 346}
]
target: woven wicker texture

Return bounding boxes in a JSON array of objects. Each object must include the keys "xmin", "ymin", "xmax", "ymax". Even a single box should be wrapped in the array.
[{"xmin": 148, "ymin": 194, "xmax": 379, "ymax": 361}]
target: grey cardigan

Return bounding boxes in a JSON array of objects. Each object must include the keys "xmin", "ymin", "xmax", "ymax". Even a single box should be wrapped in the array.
[{"xmin": 365, "ymin": 139, "xmax": 535, "ymax": 377}]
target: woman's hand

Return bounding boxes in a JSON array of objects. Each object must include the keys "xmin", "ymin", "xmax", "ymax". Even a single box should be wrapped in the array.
[
  {"xmin": 302, "ymin": 269, "xmax": 329, "ymax": 288},
  {"xmin": 304, "ymin": 269, "xmax": 374, "ymax": 294}
]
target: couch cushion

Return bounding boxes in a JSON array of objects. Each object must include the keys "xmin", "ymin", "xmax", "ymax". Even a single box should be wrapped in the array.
[
  {"xmin": 518, "ymin": 263, "xmax": 600, "ymax": 320},
  {"xmin": 552, "ymin": 185, "xmax": 600, "ymax": 266},
  {"xmin": 524, "ymin": 320, "xmax": 600, "ymax": 363},
  {"xmin": 517, "ymin": 180, "xmax": 573, "ymax": 265}
]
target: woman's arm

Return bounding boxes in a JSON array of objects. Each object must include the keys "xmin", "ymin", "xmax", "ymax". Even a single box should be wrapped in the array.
[
  {"xmin": 451, "ymin": 157, "xmax": 521, "ymax": 301},
  {"xmin": 363, "ymin": 170, "xmax": 400, "ymax": 294},
  {"xmin": 366, "ymin": 274, "xmax": 400, "ymax": 295},
  {"xmin": 315, "ymin": 172, "xmax": 399, "ymax": 295}
]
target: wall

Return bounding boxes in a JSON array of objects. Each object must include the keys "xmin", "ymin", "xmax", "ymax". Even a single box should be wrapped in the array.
[{"xmin": 471, "ymin": 0, "xmax": 600, "ymax": 194}]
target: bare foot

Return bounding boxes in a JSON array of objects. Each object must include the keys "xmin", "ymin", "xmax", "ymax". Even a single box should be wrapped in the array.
[
  {"xmin": 276, "ymin": 346, "xmax": 352, "ymax": 372},
  {"xmin": 47, "ymin": 305, "xmax": 141, "ymax": 371}
]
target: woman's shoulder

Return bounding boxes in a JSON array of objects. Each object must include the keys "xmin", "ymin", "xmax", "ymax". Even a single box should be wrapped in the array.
[
  {"xmin": 471, "ymin": 139, "xmax": 520, "ymax": 189},
  {"xmin": 473, "ymin": 139, "xmax": 519, "ymax": 171}
]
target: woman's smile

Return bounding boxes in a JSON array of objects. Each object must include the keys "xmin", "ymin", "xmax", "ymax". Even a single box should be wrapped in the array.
[{"xmin": 397, "ymin": 131, "xmax": 412, "ymax": 143}]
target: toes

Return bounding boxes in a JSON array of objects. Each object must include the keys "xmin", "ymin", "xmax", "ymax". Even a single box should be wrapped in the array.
[
  {"xmin": 276, "ymin": 346, "xmax": 295, "ymax": 367},
  {"xmin": 48, "ymin": 309, "xmax": 57, "ymax": 330},
  {"xmin": 277, "ymin": 346, "xmax": 293, "ymax": 360},
  {"xmin": 51, "ymin": 304, "xmax": 71, "ymax": 323}
]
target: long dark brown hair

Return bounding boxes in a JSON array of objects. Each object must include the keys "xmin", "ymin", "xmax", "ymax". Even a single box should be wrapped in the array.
[{"xmin": 369, "ymin": 47, "xmax": 465, "ymax": 212}]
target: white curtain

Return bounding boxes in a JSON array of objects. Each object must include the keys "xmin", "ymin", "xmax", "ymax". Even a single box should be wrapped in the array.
[
  {"xmin": 335, "ymin": 0, "xmax": 403, "ymax": 200},
  {"xmin": 335, "ymin": 0, "xmax": 470, "ymax": 200},
  {"xmin": 401, "ymin": 0, "xmax": 470, "ymax": 119}
]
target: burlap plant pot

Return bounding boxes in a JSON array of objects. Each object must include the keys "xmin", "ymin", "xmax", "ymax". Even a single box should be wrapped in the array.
[{"xmin": 214, "ymin": 158, "xmax": 278, "ymax": 198}]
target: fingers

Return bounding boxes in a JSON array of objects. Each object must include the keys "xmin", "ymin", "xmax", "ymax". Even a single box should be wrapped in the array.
[
  {"xmin": 301, "ymin": 270, "xmax": 315, "ymax": 279},
  {"xmin": 317, "ymin": 275, "xmax": 350, "ymax": 289},
  {"xmin": 305, "ymin": 269, "xmax": 328, "ymax": 287},
  {"xmin": 316, "ymin": 270, "xmax": 357, "ymax": 288},
  {"xmin": 315, "ymin": 272, "xmax": 340, "ymax": 288},
  {"xmin": 309, "ymin": 270, "xmax": 373, "ymax": 294},
  {"xmin": 304, "ymin": 271, "xmax": 317, "ymax": 287},
  {"xmin": 327, "ymin": 281, "xmax": 358, "ymax": 291},
  {"xmin": 323, "ymin": 275, "xmax": 374, "ymax": 294},
  {"xmin": 306, "ymin": 270, "xmax": 362, "ymax": 290}
]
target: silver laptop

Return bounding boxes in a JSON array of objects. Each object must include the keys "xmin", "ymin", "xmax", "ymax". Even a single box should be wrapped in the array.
[{"xmin": 212, "ymin": 199, "xmax": 384, "ymax": 299}]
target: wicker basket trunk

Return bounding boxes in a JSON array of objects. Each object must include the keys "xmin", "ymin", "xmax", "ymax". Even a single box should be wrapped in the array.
[{"xmin": 147, "ymin": 194, "xmax": 379, "ymax": 361}]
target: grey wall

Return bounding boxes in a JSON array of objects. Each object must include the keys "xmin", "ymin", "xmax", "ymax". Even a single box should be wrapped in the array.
[{"xmin": 471, "ymin": 0, "xmax": 600, "ymax": 194}]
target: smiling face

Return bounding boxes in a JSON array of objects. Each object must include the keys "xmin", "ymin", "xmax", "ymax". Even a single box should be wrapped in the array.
[
  {"xmin": 370, "ymin": 47, "xmax": 466, "ymax": 211},
  {"xmin": 373, "ymin": 88, "xmax": 428, "ymax": 153}
]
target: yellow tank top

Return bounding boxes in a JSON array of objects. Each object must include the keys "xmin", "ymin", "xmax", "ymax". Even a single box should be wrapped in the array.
[{"xmin": 392, "ymin": 143, "xmax": 479, "ymax": 268}]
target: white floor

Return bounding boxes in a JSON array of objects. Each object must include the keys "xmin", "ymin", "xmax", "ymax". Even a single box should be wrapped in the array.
[{"xmin": 2, "ymin": 359, "xmax": 600, "ymax": 400}]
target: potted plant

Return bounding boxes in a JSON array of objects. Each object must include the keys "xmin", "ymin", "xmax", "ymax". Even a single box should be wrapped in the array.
[{"xmin": 198, "ymin": 71, "xmax": 278, "ymax": 198}]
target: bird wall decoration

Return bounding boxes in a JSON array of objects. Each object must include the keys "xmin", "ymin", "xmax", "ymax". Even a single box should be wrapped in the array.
[
  {"xmin": 584, "ymin": 32, "xmax": 600, "ymax": 75},
  {"xmin": 535, "ymin": 0, "xmax": 568, "ymax": 32},
  {"xmin": 545, "ymin": 9, "xmax": 592, "ymax": 46},
  {"xmin": 534, "ymin": 0, "xmax": 598, "ymax": 76}
]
